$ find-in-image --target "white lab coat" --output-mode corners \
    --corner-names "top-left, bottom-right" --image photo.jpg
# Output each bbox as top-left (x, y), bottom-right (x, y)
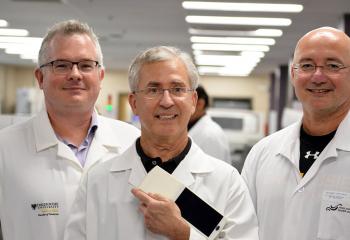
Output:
top-left (241, 110), bottom-right (350, 240)
top-left (0, 109), bottom-right (140, 240)
top-left (64, 142), bottom-right (259, 240)
top-left (189, 114), bottom-right (231, 164)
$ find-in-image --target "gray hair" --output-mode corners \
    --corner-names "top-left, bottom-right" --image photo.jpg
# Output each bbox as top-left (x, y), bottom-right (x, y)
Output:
top-left (38, 19), bottom-right (103, 66)
top-left (128, 46), bottom-right (199, 91)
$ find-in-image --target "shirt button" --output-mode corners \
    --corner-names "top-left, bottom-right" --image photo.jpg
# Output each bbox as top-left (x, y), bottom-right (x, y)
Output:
top-left (298, 187), bottom-right (305, 193)
top-left (152, 161), bottom-right (157, 165)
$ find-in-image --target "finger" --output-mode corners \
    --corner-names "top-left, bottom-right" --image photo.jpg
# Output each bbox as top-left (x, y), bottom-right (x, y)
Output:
top-left (148, 192), bottom-right (168, 201)
top-left (138, 202), bottom-right (147, 215)
top-left (131, 188), bottom-right (152, 204)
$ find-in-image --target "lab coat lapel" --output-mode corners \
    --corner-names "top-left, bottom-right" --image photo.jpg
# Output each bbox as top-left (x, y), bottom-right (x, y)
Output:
top-left (129, 157), bottom-right (148, 188)
top-left (277, 120), bottom-right (302, 168)
top-left (57, 142), bottom-right (78, 162)
top-left (33, 109), bottom-right (58, 152)
top-left (299, 111), bottom-right (350, 187)
top-left (32, 109), bottom-right (80, 166)
top-left (109, 143), bottom-right (147, 188)
top-left (173, 142), bottom-right (214, 187)
top-left (109, 142), bottom-right (215, 189)
top-left (84, 115), bottom-right (122, 170)
top-left (275, 121), bottom-right (304, 184)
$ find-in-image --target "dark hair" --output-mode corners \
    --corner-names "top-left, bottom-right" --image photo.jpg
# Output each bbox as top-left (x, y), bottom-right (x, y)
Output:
top-left (196, 85), bottom-right (209, 109)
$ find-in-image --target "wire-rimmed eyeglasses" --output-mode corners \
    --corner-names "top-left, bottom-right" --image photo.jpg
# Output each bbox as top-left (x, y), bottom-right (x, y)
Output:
top-left (133, 87), bottom-right (194, 99)
top-left (40, 60), bottom-right (100, 74)
top-left (293, 62), bottom-right (349, 75)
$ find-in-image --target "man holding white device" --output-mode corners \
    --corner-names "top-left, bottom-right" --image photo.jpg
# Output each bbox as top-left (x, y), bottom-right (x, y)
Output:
top-left (64, 46), bottom-right (258, 240)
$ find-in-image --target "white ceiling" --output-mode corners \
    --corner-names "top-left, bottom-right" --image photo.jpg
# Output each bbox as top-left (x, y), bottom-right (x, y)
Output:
top-left (0, 0), bottom-right (349, 76)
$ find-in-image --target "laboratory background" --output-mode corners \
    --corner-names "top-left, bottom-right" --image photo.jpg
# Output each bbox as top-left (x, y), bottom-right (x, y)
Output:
top-left (0, 0), bottom-right (349, 171)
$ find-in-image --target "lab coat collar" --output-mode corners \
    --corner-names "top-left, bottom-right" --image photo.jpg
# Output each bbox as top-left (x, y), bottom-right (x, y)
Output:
top-left (277, 110), bottom-right (350, 161)
top-left (110, 142), bottom-right (146, 187)
top-left (298, 110), bottom-right (350, 187)
top-left (276, 120), bottom-right (302, 165)
top-left (331, 110), bottom-right (350, 152)
top-left (32, 109), bottom-right (79, 164)
top-left (83, 115), bottom-right (122, 169)
top-left (91, 115), bottom-right (122, 153)
top-left (33, 108), bottom-right (121, 168)
top-left (172, 142), bottom-right (215, 187)
top-left (33, 109), bottom-right (59, 152)
top-left (109, 141), bottom-right (216, 188)
top-left (276, 110), bottom-right (350, 190)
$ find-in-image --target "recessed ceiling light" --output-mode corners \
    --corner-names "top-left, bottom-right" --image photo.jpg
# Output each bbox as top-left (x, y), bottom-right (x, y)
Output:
top-left (182, 1), bottom-right (303, 13)
top-left (192, 43), bottom-right (270, 52)
top-left (195, 55), bottom-right (261, 66)
top-left (189, 28), bottom-right (283, 37)
top-left (198, 66), bottom-right (254, 77)
top-left (240, 51), bottom-right (265, 58)
top-left (0, 19), bottom-right (8, 27)
top-left (186, 16), bottom-right (292, 26)
top-left (0, 36), bottom-right (42, 44)
top-left (0, 29), bottom-right (29, 36)
top-left (191, 36), bottom-right (275, 45)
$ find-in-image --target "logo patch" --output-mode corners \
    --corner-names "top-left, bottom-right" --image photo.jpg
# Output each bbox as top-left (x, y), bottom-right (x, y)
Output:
top-left (30, 202), bottom-right (59, 216)
top-left (326, 204), bottom-right (342, 211)
top-left (304, 151), bottom-right (320, 160)
top-left (325, 203), bottom-right (350, 214)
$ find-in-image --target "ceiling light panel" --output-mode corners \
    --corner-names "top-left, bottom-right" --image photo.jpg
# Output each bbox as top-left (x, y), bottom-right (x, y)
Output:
top-left (0, 36), bottom-right (42, 44)
top-left (182, 2), bottom-right (304, 76)
top-left (189, 28), bottom-right (283, 37)
top-left (186, 16), bottom-right (292, 26)
top-left (198, 66), bottom-right (254, 77)
top-left (0, 29), bottom-right (29, 36)
top-left (0, 20), bottom-right (8, 27)
top-left (192, 43), bottom-right (270, 52)
top-left (191, 36), bottom-right (275, 45)
top-left (182, 2), bottom-right (303, 13)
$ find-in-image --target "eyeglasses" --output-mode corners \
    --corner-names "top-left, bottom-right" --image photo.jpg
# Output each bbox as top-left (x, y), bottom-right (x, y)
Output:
top-left (293, 62), bottom-right (349, 75)
top-left (40, 60), bottom-right (100, 74)
top-left (133, 87), bottom-right (194, 99)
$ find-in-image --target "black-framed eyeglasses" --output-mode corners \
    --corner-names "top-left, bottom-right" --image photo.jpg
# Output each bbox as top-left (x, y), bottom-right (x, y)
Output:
top-left (293, 62), bottom-right (349, 75)
top-left (133, 87), bottom-right (194, 99)
top-left (40, 60), bottom-right (100, 74)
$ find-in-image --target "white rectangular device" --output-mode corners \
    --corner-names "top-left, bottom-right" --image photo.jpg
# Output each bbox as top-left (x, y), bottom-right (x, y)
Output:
top-left (139, 166), bottom-right (226, 240)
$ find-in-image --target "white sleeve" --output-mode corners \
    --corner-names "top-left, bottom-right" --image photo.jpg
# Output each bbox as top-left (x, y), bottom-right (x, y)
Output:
top-left (64, 174), bottom-right (88, 240)
top-left (221, 169), bottom-right (259, 240)
top-left (241, 145), bottom-right (259, 211)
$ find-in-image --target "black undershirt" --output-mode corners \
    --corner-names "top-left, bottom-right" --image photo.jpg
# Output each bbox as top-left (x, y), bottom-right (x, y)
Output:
top-left (299, 126), bottom-right (336, 177)
top-left (136, 137), bottom-right (192, 174)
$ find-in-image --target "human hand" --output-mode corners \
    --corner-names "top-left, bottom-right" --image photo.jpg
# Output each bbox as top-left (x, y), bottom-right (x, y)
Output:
top-left (131, 188), bottom-right (190, 240)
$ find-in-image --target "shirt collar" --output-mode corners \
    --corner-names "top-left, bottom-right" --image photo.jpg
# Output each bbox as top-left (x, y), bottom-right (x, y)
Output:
top-left (56, 111), bottom-right (98, 148)
top-left (136, 137), bottom-right (192, 174)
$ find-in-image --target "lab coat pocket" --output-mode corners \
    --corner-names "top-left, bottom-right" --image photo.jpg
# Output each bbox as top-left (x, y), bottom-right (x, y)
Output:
top-left (317, 191), bottom-right (350, 240)
top-left (114, 202), bottom-right (145, 239)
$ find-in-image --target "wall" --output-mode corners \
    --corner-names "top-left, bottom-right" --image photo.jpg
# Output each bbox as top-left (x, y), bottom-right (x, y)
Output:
top-left (0, 64), bottom-right (270, 122)
top-left (200, 75), bottom-right (269, 114)
top-left (0, 65), bottom-right (38, 113)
